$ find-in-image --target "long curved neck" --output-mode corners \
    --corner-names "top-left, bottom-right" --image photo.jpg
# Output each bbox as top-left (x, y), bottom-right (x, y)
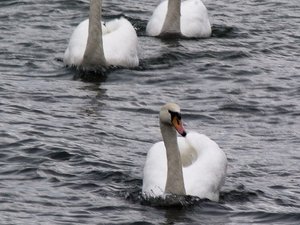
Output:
top-left (160, 121), bottom-right (186, 195)
top-left (161, 0), bottom-right (181, 36)
top-left (82, 0), bottom-right (107, 69)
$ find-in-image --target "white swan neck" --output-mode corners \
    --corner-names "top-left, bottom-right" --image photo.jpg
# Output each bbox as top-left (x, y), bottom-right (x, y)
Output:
top-left (160, 122), bottom-right (186, 195)
top-left (161, 0), bottom-right (181, 36)
top-left (82, 0), bottom-right (107, 69)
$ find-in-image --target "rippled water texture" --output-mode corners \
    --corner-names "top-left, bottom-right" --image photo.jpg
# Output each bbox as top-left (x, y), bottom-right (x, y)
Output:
top-left (0, 0), bottom-right (300, 224)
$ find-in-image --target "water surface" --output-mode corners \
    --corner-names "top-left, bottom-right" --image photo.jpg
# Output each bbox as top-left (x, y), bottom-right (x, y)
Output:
top-left (0, 0), bottom-right (300, 224)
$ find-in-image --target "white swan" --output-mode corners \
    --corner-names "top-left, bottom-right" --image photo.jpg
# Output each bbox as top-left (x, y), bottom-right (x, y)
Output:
top-left (64, 0), bottom-right (139, 69)
top-left (142, 103), bottom-right (227, 201)
top-left (146, 0), bottom-right (211, 38)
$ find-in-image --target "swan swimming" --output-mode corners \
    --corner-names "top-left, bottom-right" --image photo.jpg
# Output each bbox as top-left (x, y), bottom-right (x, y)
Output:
top-left (142, 103), bottom-right (227, 201)
top-left (146, 0), bottom-right (211, 38)
top-left (64, 0), bottom-right (139, 70)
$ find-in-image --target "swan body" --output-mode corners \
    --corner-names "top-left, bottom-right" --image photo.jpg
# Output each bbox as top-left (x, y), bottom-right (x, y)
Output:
top-left (142, 103), bottom-right (227, 201)
top-left (146, 0), bottom-right (211, 38)
top-left (64, 0), bottom-right (139, 69)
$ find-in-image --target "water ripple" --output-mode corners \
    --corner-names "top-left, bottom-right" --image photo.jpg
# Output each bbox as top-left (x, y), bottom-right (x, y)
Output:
top-left (0, 0), bottom-right (299, 224)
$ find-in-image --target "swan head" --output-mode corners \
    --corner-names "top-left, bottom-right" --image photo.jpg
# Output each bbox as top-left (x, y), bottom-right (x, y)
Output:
top-left (160, 103), bottom-right (187, 137)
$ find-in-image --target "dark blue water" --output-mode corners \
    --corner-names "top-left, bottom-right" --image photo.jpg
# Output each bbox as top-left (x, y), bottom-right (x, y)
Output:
top-left (1, 0), bottom-right (300, 224)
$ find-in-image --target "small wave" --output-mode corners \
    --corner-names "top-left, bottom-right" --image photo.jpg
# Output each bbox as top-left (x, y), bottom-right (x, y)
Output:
top-left (47, 150), bottom-right (73, 161)
top-left (220, 102), bottom-right (262, 114)
top-left (234, 211), bottom-right (300, 224)
top-left (220, 184), bottom-right (264, 203)
top-left (220, 189), bottom-right (263, 203)
top-left (212, 24), bottom-right (248, 39)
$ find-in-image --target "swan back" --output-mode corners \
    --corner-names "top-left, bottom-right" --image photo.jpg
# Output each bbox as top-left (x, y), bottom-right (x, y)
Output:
top-left (142, 142), bottom-right (168, 196)
top-left (64, 19), bottom-right (89, 66)
top-left (146, 0), bottom-right (168, 36)
top-left (180, 0), bottom-right (211, 37)
top-left (63, 18), bottom-right (138, 68)
top-left (103, 17), bottom-right (139, 67)
top-left (182, 132), bottom-right (227, 200)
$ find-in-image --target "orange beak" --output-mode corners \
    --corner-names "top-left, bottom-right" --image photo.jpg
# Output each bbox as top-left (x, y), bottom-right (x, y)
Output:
top-left (172, 116), bottom-right (187, 137)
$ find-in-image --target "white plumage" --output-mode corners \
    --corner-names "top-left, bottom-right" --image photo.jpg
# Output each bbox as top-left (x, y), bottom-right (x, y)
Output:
top-left (142, 103), bottom-right (227, 201)
top-left (64, 0), bottom-right (138, 68)
top-left (146, 0), bottom-right (211, 38)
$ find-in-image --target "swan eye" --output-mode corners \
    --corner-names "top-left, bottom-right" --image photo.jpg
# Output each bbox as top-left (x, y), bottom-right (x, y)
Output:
top-left (168, 110), bottom-right (182, 121)
top-left (169, 109), bottom-right (186, 136)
